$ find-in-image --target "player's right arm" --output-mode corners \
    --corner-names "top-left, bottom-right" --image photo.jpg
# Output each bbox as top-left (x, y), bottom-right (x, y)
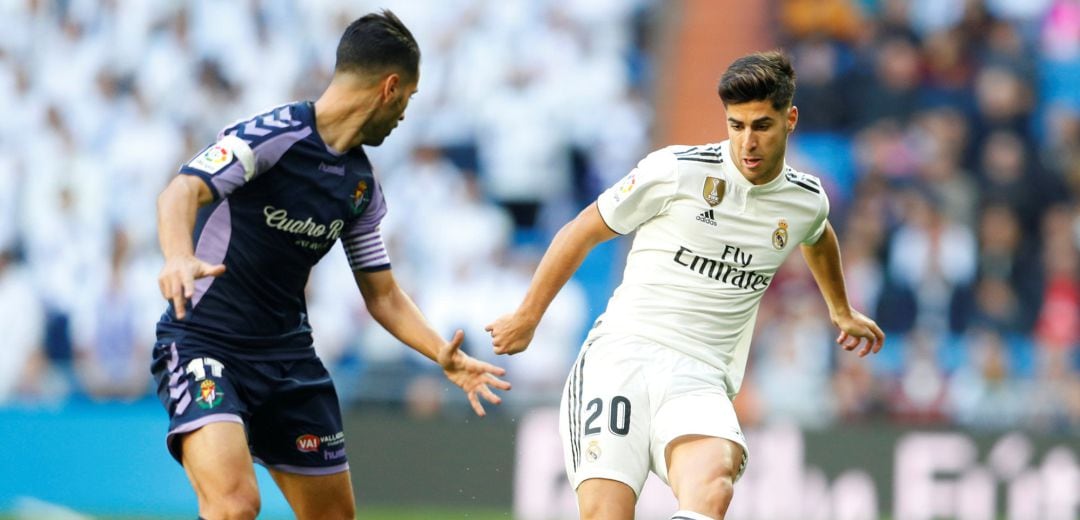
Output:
top-left (156, 109), bottom-right (284, 319)
top-left (487, 149), bottom-right (677, 355)
top-left (486, 203), bottom-right (618, 355)
top-left (156, 175), bottom-right (225, 320)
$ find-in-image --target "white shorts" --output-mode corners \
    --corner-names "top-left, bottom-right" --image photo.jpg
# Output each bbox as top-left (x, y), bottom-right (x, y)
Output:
top-left (559, 333), bottom-right (749, 496)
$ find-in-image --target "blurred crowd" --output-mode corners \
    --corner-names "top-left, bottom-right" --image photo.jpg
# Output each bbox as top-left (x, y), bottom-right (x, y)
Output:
top-left (0, 0), bottom-right (1078, 434)
top-left (743, 0), bottom-right (1080, 433)
top-left (0, 0), bottom-right (652, 410)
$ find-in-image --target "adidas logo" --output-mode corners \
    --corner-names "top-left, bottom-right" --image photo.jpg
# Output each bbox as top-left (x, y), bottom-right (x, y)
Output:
top-left (696, 209), bottom-right (717, 226)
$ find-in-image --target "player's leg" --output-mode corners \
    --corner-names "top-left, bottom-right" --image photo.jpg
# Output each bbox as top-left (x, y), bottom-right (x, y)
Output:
top-left (180, 422), bottom-right (262, 520)
top-left (665, 434), bottom-right (744, 519)
top-left (151, 342), bottom-right (260, 519)
top-left (577, 478), bottom-right (637, 520)
top-left (650, 353), bottom-right (748, 520)
top-left (267, 468), bottom-right (355, 520)
top-left (560, 335), bottom-right (654, 520)
top-left (247, 354), bottom-right (354, 519)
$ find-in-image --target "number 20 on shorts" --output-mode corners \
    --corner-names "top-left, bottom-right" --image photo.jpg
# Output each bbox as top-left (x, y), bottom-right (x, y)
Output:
top-left (584, 396), bottom-right (632, 436)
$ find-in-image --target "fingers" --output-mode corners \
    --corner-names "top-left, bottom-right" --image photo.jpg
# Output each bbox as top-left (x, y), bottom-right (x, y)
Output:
top-left (485, 374), bottom-right (511, 392)
top-left (869, 322), bottom-right (886, 354)
top-left (171, 294), bottom-right (187, 320)
top-left (838, 330), bottom-right (867, 356)
top-left (203, 263), bottom-right (227, 278)
top-left (467, 391), bottom-right (485, 417)
top-left (478, 385), bottom-right (502, 406)
top-left (437, 330), bottom-right (467, 369)
top-left (838, 321), bottom-right (887, 358)
top-left (169, 276), bottom-right (187, 320)
top-left (445, 330), bottom-right (466, 356)
top-left (494, 341), bottom-right (527, 356)
top-left (182, 273), bottom-right (195, 299)
top-left (475, 360), bottom-right (507, 377)
top-left (858, 331), bottom-right (874, 357)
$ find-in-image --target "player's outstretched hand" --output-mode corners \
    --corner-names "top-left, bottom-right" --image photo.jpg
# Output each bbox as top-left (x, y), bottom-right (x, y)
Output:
top-left (158, 255), bottom-right (226, 320)
top-left (438, 330), bottom-right (512, 417)
top-left (485, 313), bottom-right (537, 356)
top-left (833, 309), bottom-right (885, 358)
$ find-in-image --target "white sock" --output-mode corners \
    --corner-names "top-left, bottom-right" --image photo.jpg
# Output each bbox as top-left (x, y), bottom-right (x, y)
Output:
top-left (671, 511), bottom-right (716, 520)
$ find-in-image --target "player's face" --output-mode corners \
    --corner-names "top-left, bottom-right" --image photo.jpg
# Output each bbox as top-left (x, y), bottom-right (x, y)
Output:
top-left (363, 74), bottom-right (419, 146)
top-left (725, 100), bottom-right (797, 185)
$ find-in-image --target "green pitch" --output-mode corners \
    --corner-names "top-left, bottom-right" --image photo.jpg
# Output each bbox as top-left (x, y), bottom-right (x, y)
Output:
top-left (357, 507), bottom-right (512, 519)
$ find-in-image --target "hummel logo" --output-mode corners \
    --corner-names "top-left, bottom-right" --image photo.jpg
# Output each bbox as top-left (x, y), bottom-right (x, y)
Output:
top-left (696, 209), bottom-right (717, 226)
top-left (319, 162), bottom-right (345, 175)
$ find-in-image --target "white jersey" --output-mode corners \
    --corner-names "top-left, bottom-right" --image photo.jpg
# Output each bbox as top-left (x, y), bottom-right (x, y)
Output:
top-left (592, 140), bottom-right (829, 396)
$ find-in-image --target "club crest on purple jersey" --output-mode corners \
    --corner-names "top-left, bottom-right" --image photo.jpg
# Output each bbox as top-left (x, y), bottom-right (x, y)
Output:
top-left (351, 180), bottom-right (371, 216)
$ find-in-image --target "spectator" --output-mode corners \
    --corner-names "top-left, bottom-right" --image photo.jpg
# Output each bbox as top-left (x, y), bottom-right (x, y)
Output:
top-left (0, 251), bottom-right (46, 404)
top-left (72, 229), bottom-right (150, 401)
top-left (886, 187), bottom-right (977, 335)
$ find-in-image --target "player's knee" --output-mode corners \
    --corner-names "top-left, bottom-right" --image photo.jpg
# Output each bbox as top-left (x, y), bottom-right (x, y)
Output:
top-left (203, 487), bottom-right (260, 520)
top-left (322, 501), bottom-right (356, 520)
top-left (577, 479), bottom-right (635, 520)
top-left (579, 499), bottom-right (632, 520)
top-left (676, 470), bottom-right (736, 515)
top-left (296, 503), bottom-right (354, 520)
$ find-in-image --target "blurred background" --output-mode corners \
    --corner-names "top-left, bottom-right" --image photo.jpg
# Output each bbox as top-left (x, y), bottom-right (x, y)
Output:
top-left (0, 0), bottom-right (1078, 518)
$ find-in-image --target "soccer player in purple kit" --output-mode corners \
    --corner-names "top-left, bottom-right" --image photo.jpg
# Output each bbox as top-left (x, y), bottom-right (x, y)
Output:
top-left (150, 11), bottom-right (510, 520)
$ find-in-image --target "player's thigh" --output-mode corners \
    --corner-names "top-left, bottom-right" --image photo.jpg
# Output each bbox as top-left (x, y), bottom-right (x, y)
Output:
top-left (652, 390), bottom-right (749, 486)
top-left (269, 468), bottom-right (355, 520)
top-left (577, 478), bottom-right (637, 520)
top-left (559, 338), bottom-right (652, 496)
top-left (151, 341), bottom-right (251, 463)
top-left (180, 421), bottom-right (260, 506)
top-left (665, 434), bottom-right (745, 499)
top-left (246, 355), bottom-right (350, 474)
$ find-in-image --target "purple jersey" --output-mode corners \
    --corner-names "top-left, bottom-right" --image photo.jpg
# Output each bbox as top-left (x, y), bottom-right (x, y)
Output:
top-left (157, 101), bottom-right (388, 355)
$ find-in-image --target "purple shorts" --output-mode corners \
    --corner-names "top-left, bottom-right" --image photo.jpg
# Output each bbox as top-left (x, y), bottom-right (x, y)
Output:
top-left (150, 339), bottom-right (348, 476)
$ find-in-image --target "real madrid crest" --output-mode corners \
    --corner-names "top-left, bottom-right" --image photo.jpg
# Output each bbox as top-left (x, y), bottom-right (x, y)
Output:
top-left (772, 218), bottom-right (789, 250)
top-left (586, 440), bottom-right (602, 462)
top-left (702, 177), bottom-right (725, 207)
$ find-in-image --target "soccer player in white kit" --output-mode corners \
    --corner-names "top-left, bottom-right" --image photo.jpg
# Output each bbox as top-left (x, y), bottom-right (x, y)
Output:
top-left (486, 51), bottom-right (885, 520)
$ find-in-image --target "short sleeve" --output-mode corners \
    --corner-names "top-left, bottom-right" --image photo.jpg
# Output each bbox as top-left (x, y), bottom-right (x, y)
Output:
top-left (596, 150), bottom-right (679, 235)
top-left (178, 104), bottom-right (311, 200)
top-left (341, 181), bottom-right (390, 272)
top-left (802, 188), bottom-right (831, 245)
top-left (179, 135), bottom-right (256, 200)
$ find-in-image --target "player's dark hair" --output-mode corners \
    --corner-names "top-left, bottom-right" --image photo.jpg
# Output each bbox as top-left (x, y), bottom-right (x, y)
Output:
top-left (335, 10), bottom-right (420, 81)
top-left (718, 50), bottom-right (796, 110)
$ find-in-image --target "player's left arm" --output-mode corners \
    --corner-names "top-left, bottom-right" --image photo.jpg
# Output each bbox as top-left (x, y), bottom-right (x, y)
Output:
top-left (354, 268), bottom-right (511, 415)
top-left (800, 221), bottom-right (886, 357)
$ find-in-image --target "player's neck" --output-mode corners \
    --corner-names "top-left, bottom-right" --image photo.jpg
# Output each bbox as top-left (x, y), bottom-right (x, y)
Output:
top-left (313, 81), bottom-right (378, 153)
top-left (746, 166), bottom-right (783, 186)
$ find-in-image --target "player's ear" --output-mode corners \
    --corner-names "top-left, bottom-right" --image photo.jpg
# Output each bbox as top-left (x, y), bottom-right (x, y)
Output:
top-left (381, 73), bottom-right (401, 102)
top-left (787, 105), bottom-right (798, 133)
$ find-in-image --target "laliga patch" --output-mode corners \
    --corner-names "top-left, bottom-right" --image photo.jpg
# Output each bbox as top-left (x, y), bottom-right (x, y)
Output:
top-left (188, 143), bottom-right (234, 174)
top-left (612, 173), bottom-right (637, 202)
